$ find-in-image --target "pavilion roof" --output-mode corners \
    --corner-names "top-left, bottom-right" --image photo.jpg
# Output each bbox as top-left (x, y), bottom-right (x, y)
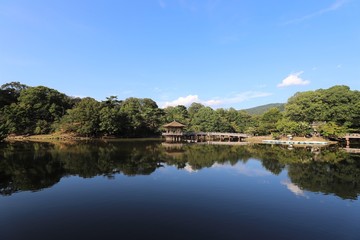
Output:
top-left (163, 121), bottom-right (186, 128)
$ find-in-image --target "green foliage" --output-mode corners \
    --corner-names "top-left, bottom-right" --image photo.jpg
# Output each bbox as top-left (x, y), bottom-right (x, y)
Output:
top-left (1, 85), bottom-right (73, 135)
top-left (99, 106), bottom-right (123, 135)
top-left (271, 132), bottom-right (281, 140)
top-left (285, 85), bottom-right (360, 130)
top-left (120, 98), bottom-right (164, 136)
top-left (255, 108), bottom-right (283, 135)
top-left (318, 122), bottom-right (348, 139)
top-left (188, 102), bottom-right (205, 117)
top-left (0, 122), bottom-right (8, 141)
top-left (276, 118), bottom-right (311, 136)
top-left (243, 103), bottom-right (285, 115)
top-left (99, 96), bottom-right (127, 136)
top-left (233, 110), bottom-right (254, 132)
top-left (61, 97), bottom-right (102, 136)
top-left (164, 105), bottom-right (189, 126)
top-left (175, 106), bottom-right (256, 133)
top-left (0, 82), bottom-right (357, 138)
top-left (190, 107), bottom-right (232, 132)
top-left (0, 82), bottom-right (28, 108)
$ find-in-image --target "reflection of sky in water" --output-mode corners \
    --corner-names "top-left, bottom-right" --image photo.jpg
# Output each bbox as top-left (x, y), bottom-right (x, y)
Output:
top-left (1, 145), bottom-right (360, 240)
top-left (184, 163), bottom-right (198, 173)
top-left (211, 160), bottom-right (271, 177)
top-left (281, 179), bottom-right (309, 198)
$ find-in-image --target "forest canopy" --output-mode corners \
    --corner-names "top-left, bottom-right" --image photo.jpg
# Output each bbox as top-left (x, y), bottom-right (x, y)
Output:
top-left (0, 82), bottom-right (359, 140)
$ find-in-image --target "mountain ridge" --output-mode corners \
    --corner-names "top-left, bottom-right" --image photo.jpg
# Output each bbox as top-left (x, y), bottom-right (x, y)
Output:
top-left (242, 103), bottom-right (285, 115)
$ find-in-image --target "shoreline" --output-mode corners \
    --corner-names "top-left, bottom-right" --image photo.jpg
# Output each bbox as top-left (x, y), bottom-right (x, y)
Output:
top-left (5, 133), bottom-right (335, 145)
top-left (4, 134), bottom-right (163, 143)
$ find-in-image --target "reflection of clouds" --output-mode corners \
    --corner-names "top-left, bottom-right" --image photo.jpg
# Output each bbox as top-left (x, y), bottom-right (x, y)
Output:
top-left (281, 180), bottom-right (309, 198)
top-left (184, 163), bottom-right (197, 173)
top-left (212, 162), bottom-right (271, 177)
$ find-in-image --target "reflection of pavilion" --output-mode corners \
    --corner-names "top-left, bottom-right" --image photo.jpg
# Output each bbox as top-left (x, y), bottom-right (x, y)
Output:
top-left (161, 142), bottom-right (185, 149)
top-left (161, 142), bottom-right (185, 158)
top-left (343, 148), bottom-right (360, 153)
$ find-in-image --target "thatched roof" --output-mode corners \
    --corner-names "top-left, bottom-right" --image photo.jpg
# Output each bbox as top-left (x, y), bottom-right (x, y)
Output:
top-left (163, 121), bottom-right (185, 128)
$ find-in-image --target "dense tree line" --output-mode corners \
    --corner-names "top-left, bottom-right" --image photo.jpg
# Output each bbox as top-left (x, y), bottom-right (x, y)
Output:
top-left (0, 83), bottom-right (164, 138)
top-left (1, 82), bottom-right (359, 140)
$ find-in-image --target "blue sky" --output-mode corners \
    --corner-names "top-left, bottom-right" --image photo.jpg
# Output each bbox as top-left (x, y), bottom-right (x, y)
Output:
top-left (1, 0), bottom-right (359, 109)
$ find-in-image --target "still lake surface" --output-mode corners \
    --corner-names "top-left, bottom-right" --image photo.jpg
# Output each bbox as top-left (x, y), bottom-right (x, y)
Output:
top-left (1, 140), bottom-right (359, 240)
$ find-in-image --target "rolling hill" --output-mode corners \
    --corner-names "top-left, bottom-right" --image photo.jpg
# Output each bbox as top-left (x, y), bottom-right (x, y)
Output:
top-left (242, 103), bottom-right (285, 115)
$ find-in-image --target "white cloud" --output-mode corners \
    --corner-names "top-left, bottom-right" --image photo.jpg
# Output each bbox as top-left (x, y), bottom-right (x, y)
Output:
top-left (203, 99), bottom-right (222, 106)
top-left (163, 95), bottom-right (200, 107)
top-left (277, 71), bottom-right (310, 88)
top-left (161, 91), bottom-right (272, 108)
top-left (284, 0), bottom-right (348, 25)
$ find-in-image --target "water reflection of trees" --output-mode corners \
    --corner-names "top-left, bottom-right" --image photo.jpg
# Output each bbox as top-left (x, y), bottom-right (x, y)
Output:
top-left (0, 141), bottom-right (359, 199)
top-left (0, 142), bottom-right (64, 195)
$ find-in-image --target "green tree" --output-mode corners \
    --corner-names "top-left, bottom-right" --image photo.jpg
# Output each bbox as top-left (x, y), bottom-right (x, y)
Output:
top-left (190, 107), bottom-right (232, 132)
top-left (0, 82), bottom-right (28, 109)
top-left (223, 108), bottom-right (254, 133)
top-left (99, 96), bottom-right (127, 136)
top-left (4, 86), bottom-right (73, 134)
top-left (164, 105), bottom-right (189, 126)
top-left (188, 102), bottom-right (205, 117)
top-left (61, 97), bottom-right (101, 136)
top-left (140, 98), bottom-right (164, 135)
top-left (276, 118), bottom-right (311, 136)
top-left (120, 97), bottom-right (164, 136)
top-left (318, 121), bottom-right (348, 139)
top-left (285, 85), bottom-right (360, 131)
top-left (256, 107), bottom-right (283, 135)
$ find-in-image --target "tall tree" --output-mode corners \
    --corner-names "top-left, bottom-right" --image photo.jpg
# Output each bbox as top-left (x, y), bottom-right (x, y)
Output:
top-left (256, 107), bottom-right (283, 135)
top-left (222, 108), bottom-right (254, 133)
top-left (99, 96), bottom-right (126, 136)
top-left (120, 97), bottom-right (164, 136)
top-left (285, 85), bottom-right (360, 131)
top-left (61, 97), bottom-right (101, 136)
top-left (164, 105), bottom-right (189, 125)
top-left (188, 102), bottom-right (205, 117)
top-left (0, 82), bottom-right (28, 109)
top-left (2, 86), bottom-right (72, 134)
top-left (191, 107), bottom-right (232, 132)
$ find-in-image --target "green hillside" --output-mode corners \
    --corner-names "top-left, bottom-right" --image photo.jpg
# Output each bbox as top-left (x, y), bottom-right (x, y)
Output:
top-left (242, 103), bottom-right (285, 115)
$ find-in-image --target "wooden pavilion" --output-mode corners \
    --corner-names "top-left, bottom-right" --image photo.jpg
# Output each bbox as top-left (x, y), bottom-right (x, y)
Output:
top-left (162, 121), bottom-right (186, 142)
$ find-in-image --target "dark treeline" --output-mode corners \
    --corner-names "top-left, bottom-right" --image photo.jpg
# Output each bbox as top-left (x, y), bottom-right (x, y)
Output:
top-left (1, 82), bottom-right (359, 140)
top-left (1, 141), bottom-right (359, 199)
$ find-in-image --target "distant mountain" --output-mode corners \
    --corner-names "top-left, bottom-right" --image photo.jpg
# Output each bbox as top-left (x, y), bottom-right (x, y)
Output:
top-left (242, 103), bottom-right (285, 115)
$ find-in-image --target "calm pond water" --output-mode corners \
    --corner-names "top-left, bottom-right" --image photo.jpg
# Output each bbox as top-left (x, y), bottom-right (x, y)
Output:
top-left (1, 140), bottom-right (360, 240)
